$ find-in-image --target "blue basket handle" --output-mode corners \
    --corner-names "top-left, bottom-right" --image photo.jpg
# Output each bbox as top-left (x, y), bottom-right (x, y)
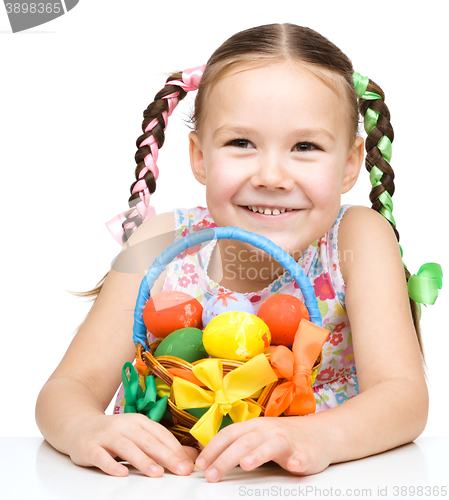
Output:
top-left (133, 226), bottom-right (322, 349)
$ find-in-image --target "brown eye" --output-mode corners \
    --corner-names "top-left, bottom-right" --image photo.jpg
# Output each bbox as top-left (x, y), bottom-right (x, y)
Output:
top-left (293, 142), bottom-right (320, 152)
top-left (228, 139), bottom-right (254, 148)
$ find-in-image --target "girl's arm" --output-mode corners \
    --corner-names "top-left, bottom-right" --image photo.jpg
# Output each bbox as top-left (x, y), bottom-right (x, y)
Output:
top-left (323, 206), bottom-right (428, 461)
top-left (195, 206), bottom-right (428, 481)
top-left (35, 212), bottom-right (196, 477)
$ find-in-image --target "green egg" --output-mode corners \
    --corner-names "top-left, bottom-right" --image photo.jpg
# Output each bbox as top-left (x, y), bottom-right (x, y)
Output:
top-left (154, 327), bottom-right (208, 363)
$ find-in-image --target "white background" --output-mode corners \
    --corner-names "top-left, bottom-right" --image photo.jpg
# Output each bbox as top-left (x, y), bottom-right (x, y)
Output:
top-left (0, 1), bottom-right (447, 438)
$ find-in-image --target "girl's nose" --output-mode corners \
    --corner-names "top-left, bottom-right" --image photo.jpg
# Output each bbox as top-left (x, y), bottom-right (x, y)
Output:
top-left (250, 155), bottom-right (294, 191)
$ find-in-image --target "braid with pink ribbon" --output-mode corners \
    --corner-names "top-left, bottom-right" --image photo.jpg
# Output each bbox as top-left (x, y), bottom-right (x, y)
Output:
top-left (106, 64), bottom-right (206, 246)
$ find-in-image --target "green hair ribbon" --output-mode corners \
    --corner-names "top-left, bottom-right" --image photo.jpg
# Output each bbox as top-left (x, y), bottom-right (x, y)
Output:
top-left (353, 71), bottom-right (382, 101)
top-left (408, 263), bottom-right (443, 318)
top-left (122, 362), bottom-right (168, 421)
top-left (353, 72), bottom-right (397, 235)
top-left (353, 71), bottom-right (443, 312)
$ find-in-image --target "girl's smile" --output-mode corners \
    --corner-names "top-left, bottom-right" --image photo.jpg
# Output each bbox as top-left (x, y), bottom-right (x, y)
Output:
top-left (239, 205), bottom-right (302, 219)
top-left (189, 60), bottom-right (363, 285)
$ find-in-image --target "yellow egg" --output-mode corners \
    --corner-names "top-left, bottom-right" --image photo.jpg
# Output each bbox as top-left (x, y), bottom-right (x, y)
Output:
top-left (202, 311), bottom-right (271, 361)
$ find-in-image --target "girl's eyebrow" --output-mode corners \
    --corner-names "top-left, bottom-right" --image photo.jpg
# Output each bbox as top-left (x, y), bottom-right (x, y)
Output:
top-left (212, 125), bottom-right (257, 140)
top-left (213, 125), bottom-right (336, 144)
top-left (293, 128), bottom-right (336, 144)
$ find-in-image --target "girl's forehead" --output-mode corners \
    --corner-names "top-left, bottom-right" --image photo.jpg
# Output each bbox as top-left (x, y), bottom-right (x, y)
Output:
top-left (213, 61), bottom-right (333, 98)
top-left (201, 61), bottom-right (349, 140)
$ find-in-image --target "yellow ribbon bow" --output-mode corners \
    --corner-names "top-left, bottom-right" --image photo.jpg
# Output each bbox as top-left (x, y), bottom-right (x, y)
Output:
top-left (172, 354), bottom-right (278, 446)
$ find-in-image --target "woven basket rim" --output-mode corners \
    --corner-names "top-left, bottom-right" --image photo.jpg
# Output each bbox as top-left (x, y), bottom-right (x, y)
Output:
top-left (134, 337), bottom-right (322, 448)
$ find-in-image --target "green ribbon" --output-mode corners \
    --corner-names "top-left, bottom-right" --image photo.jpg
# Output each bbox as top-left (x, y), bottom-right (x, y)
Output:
top-left (408, 263), bottom-right (443, 306)
top-left (377, 135), bottom-right (392, 163)
top-left (364, 108), bottom-right (380, 134)
top-left (122, 362), bottom-right (168, 421)
top-left (354, 71), bottom-right (444, 311)
top-left (354, 71), bottom-right (396, 228)
top-left (353, 71), bottom-right (382, 100)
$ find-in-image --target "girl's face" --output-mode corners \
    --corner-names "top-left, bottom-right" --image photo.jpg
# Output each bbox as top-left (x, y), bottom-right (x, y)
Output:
top-left (189, 61), bottom-right (364, 258)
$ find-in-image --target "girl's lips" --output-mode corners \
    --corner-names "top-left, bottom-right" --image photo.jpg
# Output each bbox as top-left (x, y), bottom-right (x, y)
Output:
top-left (239, 205), bottom-right (300, 219)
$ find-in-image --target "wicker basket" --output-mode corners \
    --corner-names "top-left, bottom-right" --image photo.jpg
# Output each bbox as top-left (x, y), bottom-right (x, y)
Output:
top-left (130, 226), bottom-right (324, 448)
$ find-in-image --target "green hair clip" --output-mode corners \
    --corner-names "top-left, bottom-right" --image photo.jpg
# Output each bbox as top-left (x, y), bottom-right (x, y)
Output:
top-left (353, 71), bottom-right (443, 315)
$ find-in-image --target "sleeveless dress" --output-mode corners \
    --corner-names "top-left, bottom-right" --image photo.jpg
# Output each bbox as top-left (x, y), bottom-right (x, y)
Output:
top-left (114, 204), bottom-right (359, 414)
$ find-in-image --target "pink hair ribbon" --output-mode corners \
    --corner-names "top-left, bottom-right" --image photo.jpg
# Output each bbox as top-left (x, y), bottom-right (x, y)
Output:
top-left (105, 64), bottom-right (206, 245)
top-left (165, 64), bottom-right (206, 92)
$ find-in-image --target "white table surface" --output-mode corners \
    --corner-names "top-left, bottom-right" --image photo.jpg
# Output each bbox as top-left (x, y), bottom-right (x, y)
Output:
top-left (1, 437), bottom-right (447, 500)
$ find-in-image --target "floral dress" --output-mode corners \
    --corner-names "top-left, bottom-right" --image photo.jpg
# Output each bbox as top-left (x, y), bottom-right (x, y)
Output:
top-left (114, 205), bottom-right (358, 414)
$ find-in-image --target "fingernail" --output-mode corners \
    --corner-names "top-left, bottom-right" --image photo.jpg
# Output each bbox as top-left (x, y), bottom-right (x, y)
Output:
top-left (244, 456), bottom-right (254, 466)
top-left (115, 465), bottom-right (128, 476)
top-left (196, 457), bottom-right (206, 469)
top-left (177, 462), bottom-right (188, 474)
top-left (149, 464), bottom-right (162, 475)
top-left (288, 459), bottom-right (301, 470)
top-left (206, 467), bottom-right (219, 482)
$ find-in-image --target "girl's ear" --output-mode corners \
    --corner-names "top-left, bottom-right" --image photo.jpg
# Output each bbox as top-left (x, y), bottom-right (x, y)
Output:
top-left (189, 131), bottom-right (207, 185)
top-left (341, 136), bottom-right (364, 194)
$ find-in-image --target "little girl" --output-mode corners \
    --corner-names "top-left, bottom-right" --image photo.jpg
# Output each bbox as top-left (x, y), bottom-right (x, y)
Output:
top-left (35, 23), bottom-right (441, 482)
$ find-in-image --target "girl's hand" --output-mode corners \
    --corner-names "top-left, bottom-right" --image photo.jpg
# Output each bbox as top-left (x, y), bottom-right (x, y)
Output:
top-left (195, 416), bottom-right (333, 482)
top-left (66, 413), bottom-right (196, 477)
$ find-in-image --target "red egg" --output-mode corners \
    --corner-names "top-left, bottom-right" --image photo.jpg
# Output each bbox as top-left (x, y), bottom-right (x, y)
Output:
top-left (257, 294), bottom-right (310, 346)
top-left (143, 291), bottom-right (203, 339)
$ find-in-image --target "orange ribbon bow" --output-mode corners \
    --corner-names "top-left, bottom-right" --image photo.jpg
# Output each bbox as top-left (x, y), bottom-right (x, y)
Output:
top-left (265, 319), bottom-right (330, 417)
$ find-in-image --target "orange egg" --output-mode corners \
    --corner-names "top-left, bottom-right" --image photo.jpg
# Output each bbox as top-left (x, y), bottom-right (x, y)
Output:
top-left (143, 291), bottom-right (203, 339)
top-left (257, 294), bottom-right (309, 346)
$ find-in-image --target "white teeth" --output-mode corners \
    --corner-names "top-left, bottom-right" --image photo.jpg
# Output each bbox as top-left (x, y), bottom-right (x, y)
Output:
top-left (247, 206), bottom-right (292, 215)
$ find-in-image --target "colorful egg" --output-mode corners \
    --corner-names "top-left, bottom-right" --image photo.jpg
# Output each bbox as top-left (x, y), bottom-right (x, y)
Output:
top-left (257, 294), bottom-right (310, 346)
top-left (203, 311), bottom-right (271, 361)
top-left (202, 291), bottom-right (256, 327)
top-left (154, 328), bottom-right (208, 363)
top-left (143, 291), bottom-right (203, 339)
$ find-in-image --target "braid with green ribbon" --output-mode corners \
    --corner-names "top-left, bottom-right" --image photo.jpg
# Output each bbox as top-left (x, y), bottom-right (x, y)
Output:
top-left (353, 72), bottom-right (443, 319)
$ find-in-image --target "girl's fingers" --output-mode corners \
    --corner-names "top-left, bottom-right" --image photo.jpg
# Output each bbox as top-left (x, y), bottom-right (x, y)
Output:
top-left (104, 435), bottom-right (165, 477)
top-left (196, 420), bottom-right (258, 471)
top-left (183, 445), bottom-right (200, 462)
top-left (286, 451), bottom-right (313, 475)
top-left (139, 438), bottom-right (194, 476)
top-left (200, 429), bottom-right (267, 482)
top-left (239, 438), bottom-right (284, 471)
top-left (137, 416), bottom-right (195, 464)
top-left (74, 445), bottom-right (129, 477)
top-left (122, 420), bottom-right (194, 476)
top-left (238, 441), bottom-right (312, 476)
top-left (68, 414), bottom-right (196, 477)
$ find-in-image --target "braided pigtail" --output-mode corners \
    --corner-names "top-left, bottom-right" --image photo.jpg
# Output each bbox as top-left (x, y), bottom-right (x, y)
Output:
top-left (123, 74), bottom-right (187, 243)
top-left (354, 73), bottom-right (443, 360)
top-left (106, 65), bottom-right (206, 245)
top-left (353, 74), bottom-right (398, 240)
